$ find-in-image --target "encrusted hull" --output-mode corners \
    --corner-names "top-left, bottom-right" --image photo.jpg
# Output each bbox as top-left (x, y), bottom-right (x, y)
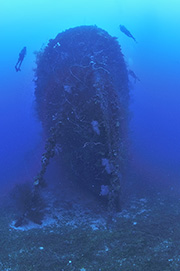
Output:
top-left (35, 26), bottom-right (129, 210)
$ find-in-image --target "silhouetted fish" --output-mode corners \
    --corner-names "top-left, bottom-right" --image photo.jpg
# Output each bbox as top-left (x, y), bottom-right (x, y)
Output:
top-left (119, 25), bottom-right (137, 43)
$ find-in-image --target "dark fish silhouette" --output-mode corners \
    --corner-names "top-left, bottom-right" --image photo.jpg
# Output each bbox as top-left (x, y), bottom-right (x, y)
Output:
top-left (128, 69), bottom-right (140, 83)
top-left (119, 25), bottom-right (137, 43)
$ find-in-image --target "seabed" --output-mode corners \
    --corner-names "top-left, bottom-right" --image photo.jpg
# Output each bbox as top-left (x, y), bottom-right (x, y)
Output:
top-left (1, 190), bottom-right (180, 271)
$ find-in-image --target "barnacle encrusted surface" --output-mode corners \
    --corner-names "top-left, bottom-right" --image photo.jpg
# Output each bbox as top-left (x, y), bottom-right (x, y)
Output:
top-left (34, 25), bottom-right (129, 210)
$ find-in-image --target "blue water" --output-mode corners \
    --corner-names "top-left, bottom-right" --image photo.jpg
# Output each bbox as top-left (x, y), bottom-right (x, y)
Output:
top-left (1, 0), bottom-right (180, 195)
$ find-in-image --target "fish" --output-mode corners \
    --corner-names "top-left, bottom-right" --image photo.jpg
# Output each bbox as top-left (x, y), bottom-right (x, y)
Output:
top-left (119, 25), bottom-right (137, 43)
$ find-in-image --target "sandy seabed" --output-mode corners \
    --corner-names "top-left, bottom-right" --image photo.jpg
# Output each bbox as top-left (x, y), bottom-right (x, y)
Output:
top-left (1, 189), bottom-right (180, 271)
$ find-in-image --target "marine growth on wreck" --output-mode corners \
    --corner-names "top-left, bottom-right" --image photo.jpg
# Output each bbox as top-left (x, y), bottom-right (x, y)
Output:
top-left (34, 25), bottom-right (130, 213)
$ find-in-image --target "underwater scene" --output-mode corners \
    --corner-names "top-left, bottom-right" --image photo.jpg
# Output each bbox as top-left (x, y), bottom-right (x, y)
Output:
top-left (1, 0), bottom-right (180, 270)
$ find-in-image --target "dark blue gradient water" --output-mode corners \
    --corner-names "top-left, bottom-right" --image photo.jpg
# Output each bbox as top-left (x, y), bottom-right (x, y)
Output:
top-left (0, 0), bottom-right (180, 195)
